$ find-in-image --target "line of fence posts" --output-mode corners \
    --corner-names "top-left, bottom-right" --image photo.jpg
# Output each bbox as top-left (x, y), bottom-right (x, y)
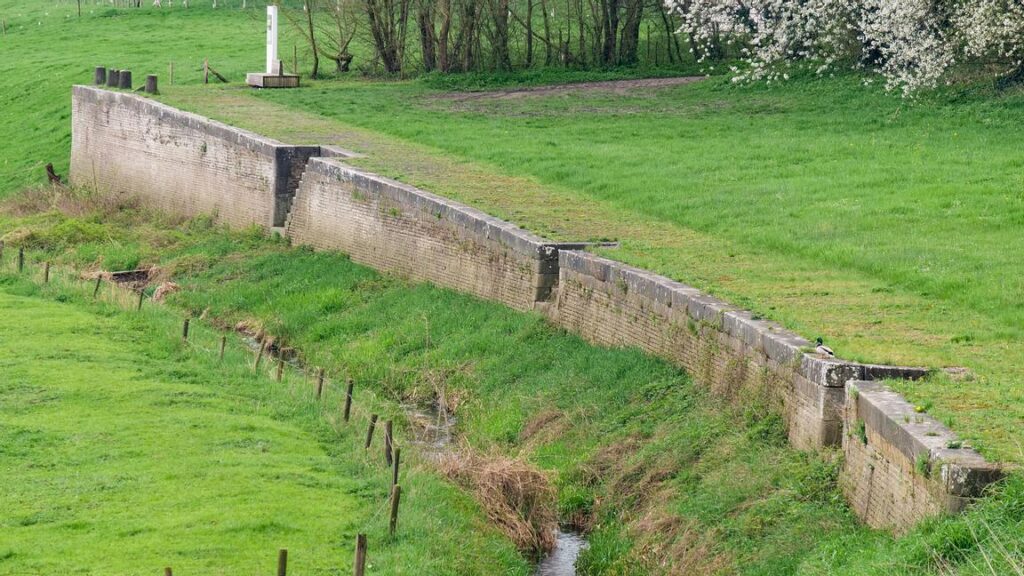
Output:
top-left (0, 257), bottom-right (400, 571)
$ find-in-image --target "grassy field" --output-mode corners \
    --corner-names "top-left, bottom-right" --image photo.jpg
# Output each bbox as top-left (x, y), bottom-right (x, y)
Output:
top-left (2, 187), bottom-right (1023, 575)
top-left (165, 77), bottom-right (1024, 464)
top-left (0, 268), bottom-right (528, 574)
top-left (3, 1), bottom-right (1024, 574)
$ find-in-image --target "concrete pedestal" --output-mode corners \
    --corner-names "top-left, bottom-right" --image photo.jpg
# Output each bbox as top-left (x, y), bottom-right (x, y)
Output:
top-left (246, 73), bottom-right (300, 89)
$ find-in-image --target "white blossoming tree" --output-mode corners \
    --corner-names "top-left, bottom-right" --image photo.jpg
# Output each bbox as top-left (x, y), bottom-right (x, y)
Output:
top-left (667, 0), bottom-right (1024, 94)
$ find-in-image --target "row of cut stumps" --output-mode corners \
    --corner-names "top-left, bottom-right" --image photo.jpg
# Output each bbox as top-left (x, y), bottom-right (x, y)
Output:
top-left (1, 249), bottom-right (401, 576)
top-left (94, 65), bottom-right (158, 94)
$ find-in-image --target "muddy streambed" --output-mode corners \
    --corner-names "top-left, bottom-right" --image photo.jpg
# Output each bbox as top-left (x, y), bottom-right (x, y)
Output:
top-left (241, 335), bottom-right (589, 575)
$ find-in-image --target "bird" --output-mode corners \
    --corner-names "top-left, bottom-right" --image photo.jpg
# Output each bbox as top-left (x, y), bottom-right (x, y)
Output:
top-left (815, 337), bottom-right (834, 357)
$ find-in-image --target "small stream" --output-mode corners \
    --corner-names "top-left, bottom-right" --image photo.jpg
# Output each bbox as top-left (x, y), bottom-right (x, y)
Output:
top-left (241, 335), bottom-right (588, 575)
top-left (535, 529), bottom-right (589, 576)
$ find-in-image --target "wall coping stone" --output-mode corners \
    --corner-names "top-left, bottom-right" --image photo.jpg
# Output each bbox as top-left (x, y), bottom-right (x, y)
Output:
top-left (559, 249), bottom-right (929, 388)
top-left (73, 85), bottom-right (308, 159)
top-left (305, 157), bottom-right (593, 261)
top-left (849, 381), bottom-right (1002, 497)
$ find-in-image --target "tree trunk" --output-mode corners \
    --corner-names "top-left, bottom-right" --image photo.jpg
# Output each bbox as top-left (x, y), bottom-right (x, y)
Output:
top-left (418, 1), bottom-right (437, 71)
top-left (438, 0), bottom-right (451, 71)
top-left (601, 0), bottom-right (620, 65)
top-left (525, 0), bottom-right (534, 67)
top-left (617, 0), bottom-right (642, 65)
top-left (490, 0), bottom-right (512, 71)
top-left (305, 1), bottom-right (320, 77)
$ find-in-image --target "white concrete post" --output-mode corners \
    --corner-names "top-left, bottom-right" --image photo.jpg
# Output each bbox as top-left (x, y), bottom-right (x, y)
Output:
top-left (266, 6), bottom-right (279, 74)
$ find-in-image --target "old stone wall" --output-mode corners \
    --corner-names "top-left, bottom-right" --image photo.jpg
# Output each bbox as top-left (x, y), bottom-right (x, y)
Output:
top-left (69, 85), bottom-right (318, 229)
top-left (842, 381), bottom-right (1002, 532)
top-left (68, 86), bottom-right (1002, 533)
top-left (549, 250), bottom-right (926, 451)
top-left (285, 158), bottom-right (587, 311)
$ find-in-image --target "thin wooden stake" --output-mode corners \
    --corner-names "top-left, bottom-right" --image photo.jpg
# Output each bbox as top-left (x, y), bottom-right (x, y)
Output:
top-left (169, 61), bottom-right (174, 85)
top-left (93, 276), bottom-right (102, 298)
top-left (275, 356), bottom-right (285, 382)
top-left (136, 290), bottom-right (145, 311)
top-left (354, 534), bottom-right (367, 576)
top-left (182, 318), bottom-right (190, 342)
top-left (203, 59), bottom-right (209, 84)
top-left (2, 19), bottom-right (6, 38)
top-left (316, 367), bottom-right (325, 399)
top-left (392, 447), bottom-right (400, 490)
top-left (17, 248), bottom-right (24, 272)
top-left (384, 420), bottom-right (393, 466)
top-left (164, 568), bottom-right (172, 576)
top-left (293, 44), bottom-right (297, 75)
top-left (389, 484), bottom-right (402, 536)
top-left (43, 262), bottom-right (50, 283)
top-left (365, 414), bottom-right (378, 449)
top-left (219, 335), bottom-right (227, 361)
top-left (0, 240), bottom-right (4, 265)
top-left (343, 378), bottom-right (354, 422)
top-left (254, 339), bottom-right (267, 372)
top-left (277, 548), bottom-right (287, 576)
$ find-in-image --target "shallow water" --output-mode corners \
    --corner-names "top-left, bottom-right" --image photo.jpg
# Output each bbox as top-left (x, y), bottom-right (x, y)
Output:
top-left (534, 529), bottom-right (589, 576)
top-left (237, 336), bottom-right (589, 574)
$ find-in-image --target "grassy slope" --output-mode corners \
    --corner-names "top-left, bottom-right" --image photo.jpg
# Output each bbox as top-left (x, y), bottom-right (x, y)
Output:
top-left (166, 76), bottom-right (1024, 463)
top-left (0, 270), bottom-right (527, 575)
top-left (2, 196), bottom-right (1023, 575)
top-left (5, 3), bottom-right (1020, 461)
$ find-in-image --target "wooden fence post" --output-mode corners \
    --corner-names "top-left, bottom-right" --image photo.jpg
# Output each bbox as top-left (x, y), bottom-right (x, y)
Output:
top-left (344, 378), bottom-right (354, 422)
top-left (389, 484), bottom-right (402, 536)
top-left (95, 66), bottom-right (107, 85)
top-left (203, 59), bottom-right (209, 84)
top-left (163, 568), bottom-right (172, 576)
top-left (182, 318), bottom-right (190, 342)
top-left (354, 534), bottom-right (367, 576)
top-left (118, 70), bottom-right (132, 90)
top-left (254, 339), bottom-right (267, 372)
top-left (316, 368), bottom-right (325, 399)
top-left (145, 74), bottom-right (158, 94)
top-left (219, 335), bottom-right (227, 361)
top-left (93, 276), bottom-right (102, 299)
top-left (365, 414), bottom-right (378, 449)
top-left (384, 420), bottom-right (393, 466)
top-left (276, 356), bottom-right (285, 382)
top-left (136, 290), bottom-right (145, 311)
top-left (392, 447), bottom-right (400, 490)
top-left (43, 262), bottom-right (50, 283)
top-left (17, 247), bottom-right (24, 272)
top-left (0, 240), bottom-right (4, 265)
top-left (277, 548), bottom-right (287, 576)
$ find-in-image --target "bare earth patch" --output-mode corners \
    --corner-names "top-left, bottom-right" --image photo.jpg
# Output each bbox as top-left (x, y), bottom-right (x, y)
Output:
top-left (430, 76), bottom-right (704, 102)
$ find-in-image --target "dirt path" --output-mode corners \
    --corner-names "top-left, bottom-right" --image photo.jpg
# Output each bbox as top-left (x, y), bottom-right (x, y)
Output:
top-left (432, 76), bottom-right (704, 102)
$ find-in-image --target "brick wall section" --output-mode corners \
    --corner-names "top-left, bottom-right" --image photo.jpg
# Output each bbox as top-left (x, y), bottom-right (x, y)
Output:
top-left (285, 158), bottom-right (588, 311)
top-left (842, 381), bottom-right (1003, 532)
top-left (550, 250), bottom-right (908, 450)
top-left (68, 88), bottom-right (1003, 533)
top-left (69, 86), bottom-right (318, 229)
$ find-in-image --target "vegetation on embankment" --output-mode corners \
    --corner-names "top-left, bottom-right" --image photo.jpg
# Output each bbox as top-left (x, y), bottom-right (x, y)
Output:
top-left (3, 187), bottom-right (1023, 575)
top-left (4, 1), bottom-right (1022, 465)
top-left (0, 260), bottom-right (528, 574)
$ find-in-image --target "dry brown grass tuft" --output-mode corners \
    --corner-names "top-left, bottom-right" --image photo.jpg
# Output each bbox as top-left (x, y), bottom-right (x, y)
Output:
top-left (1, 185), bottom-right (139, 219)
top-left (437, 449), bottom-right (558, 557)
top-left (519, 409), bottom-right (565, 446)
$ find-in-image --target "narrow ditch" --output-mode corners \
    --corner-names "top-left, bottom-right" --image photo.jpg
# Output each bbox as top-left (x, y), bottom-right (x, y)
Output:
top-left (239, 332), bottom-right (589, 575)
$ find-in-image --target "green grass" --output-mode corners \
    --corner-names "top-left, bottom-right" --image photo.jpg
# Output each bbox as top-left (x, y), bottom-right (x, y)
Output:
top-left (163, 74), bottom-right (1024, 464)
top-left (0, 269), bottom-right (528, 574)
top-left (3, 2), bottom-right (1024, 573)
top-left (3, 193), bottom-right (1023, 575)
